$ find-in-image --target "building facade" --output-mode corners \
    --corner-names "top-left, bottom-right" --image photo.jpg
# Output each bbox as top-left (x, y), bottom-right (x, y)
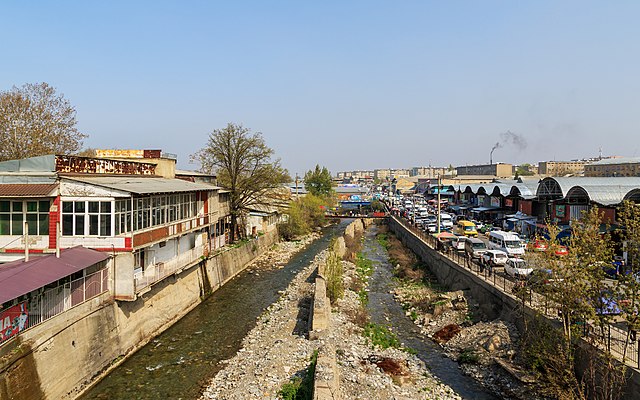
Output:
top-left (410, 166), bottom-right (447, 178)
top-left (456, 163), bottom-right (513, 178)
top-left (585, 157), bottom-right (640, 177)
top-left (538, 160), bottom-right (586, 176)
top-left (0, 152), bottom-right (231, 302)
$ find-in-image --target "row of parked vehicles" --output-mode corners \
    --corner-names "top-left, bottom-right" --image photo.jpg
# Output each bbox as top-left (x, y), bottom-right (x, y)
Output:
top-left (392, 195), bottom-right (561, 280)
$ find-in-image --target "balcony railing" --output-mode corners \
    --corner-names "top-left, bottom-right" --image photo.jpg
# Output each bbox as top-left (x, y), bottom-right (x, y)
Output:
top-left (134, 245), bottom-right (205, 293)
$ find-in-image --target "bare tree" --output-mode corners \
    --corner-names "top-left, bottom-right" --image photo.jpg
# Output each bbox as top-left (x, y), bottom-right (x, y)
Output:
top-left (192, 123), bottom-right (290, 241)
top-left (0, 82), bottom-right (87, 161)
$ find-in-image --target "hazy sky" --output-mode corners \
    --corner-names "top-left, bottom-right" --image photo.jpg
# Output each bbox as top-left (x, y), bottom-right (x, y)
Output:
top-left (2, 1), bottom-right (639, 176)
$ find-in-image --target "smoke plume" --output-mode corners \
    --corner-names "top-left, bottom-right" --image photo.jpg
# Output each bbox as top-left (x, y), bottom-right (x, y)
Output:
top-left (489, 130), bottom-right (527, 163)
top-left (500, 130), bottom-right (527, 150)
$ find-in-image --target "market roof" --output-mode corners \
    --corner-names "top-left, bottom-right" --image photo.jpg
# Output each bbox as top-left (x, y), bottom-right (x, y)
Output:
top-left (62, 176), bottom-right (220, 194)
top-left (0, 183), bottom-right (58, 198)
top-left (0, 246), bottom-right (109, 304)
top-left (538, 177), bottom-right (640, 205)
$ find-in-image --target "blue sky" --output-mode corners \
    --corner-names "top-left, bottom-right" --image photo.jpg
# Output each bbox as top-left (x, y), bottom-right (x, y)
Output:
top-left (2, 1), bottom-right (639, 176)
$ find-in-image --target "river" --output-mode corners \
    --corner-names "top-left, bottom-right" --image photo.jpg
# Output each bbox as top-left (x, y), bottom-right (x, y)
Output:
top-left (80, 221), bottom-right (346, 400)
top-left (363, 224), bottom-right (500, 400)
top-left (82, 219), bottom-right (499, 399)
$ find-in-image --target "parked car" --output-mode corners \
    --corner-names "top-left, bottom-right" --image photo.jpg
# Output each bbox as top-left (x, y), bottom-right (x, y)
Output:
top-left (528, 268), bottom-right (559, 286)
top-left (555, 245), bottom-right (569, 257)
top-left (471, 220), bottom-right (484, 231)
top-left (440, 213), bottom-right (454, 229)
top-left (426, 223), bottom-right (448, 233)
top-left (450, 235), bottom-right (467, 251)
top-left (481, 250), bottom-right (509, 267)
top-left (529, 239), bottom-right (548, 252)
top-left (504, 258), bottom-right (533, 278)
top-left (465, 237), bottom-right (487, 259)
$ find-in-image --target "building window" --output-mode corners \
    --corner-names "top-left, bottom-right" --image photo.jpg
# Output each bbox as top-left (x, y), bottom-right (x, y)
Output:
top-left (0, 200), bottom-right (50, 236)
top-left (131, 193), bottom-right (199, 232)
top-left (62, 200), bottom-right (113, 236)
top-left (115, 199), bottom-right (132, 235)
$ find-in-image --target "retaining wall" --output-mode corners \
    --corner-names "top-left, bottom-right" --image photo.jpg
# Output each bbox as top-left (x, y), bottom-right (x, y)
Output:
top-left (388, 216), bottom-right (640, 400)
top-left (0, 230), bottom-right (278, 400)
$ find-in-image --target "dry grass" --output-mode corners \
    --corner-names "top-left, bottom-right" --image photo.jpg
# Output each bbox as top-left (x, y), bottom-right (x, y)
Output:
top-left (345, 305), bottom-right (370, 327)
top-left (383, 232), bottom-right (426, 282)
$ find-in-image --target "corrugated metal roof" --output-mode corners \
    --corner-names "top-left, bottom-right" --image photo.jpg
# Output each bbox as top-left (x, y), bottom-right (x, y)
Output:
top-left (63, 176), bottom-right (220, 194)
top-left (0, 183), bottom-right (58, 197)
top-left (175, 169), bottom-right (216, 178)
top-left (544, 177), bottom-right (640, 205)
top-left (0, 155), bottom-right (56, 172)
top-left (588, 157), bottom-right (640, 166)
top-left (0, 247), bottom-right (109, 304)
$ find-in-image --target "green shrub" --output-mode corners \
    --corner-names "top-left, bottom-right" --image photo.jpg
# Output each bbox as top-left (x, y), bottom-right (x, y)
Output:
top-left (376, 233), bottom-right (391, 250)
top-left (363, 323), bottom-right (400, 349)
top-left (278, 350), bottom-right (318, 400)
top-left (357, 288), bottom-right (369, 306)
top-left (325, 252), bottom-right (344, 304)
top-left (458, 348), bottom-right (480, 364)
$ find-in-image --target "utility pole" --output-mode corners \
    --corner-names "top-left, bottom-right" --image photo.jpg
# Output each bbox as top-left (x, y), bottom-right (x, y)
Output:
top-left (437, 174), bottom-right (441, 235)
top-left (295, 174), bottom-right (299, 200)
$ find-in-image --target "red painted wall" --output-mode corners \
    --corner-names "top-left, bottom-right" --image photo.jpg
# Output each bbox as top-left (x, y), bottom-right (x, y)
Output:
top-left (48, 196), bottom-right (61, 249)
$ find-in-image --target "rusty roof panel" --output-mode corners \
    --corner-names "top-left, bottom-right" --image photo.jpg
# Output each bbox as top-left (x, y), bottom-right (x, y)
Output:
top-left (55, 156), bottom-right (156, 175)
top-left (0, 183), bottom-right (58, 197)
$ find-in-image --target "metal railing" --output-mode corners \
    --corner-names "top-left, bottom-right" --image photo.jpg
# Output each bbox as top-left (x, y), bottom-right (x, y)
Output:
top-left (392, 215), bottom-right (640, 369)
top-left (134, 245), bottom-right (205, 293)
top-left (23, 267), bottom-right (109, 331)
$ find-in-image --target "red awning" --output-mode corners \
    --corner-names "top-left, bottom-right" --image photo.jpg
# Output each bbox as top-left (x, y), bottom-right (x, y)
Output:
top-left (0, 247), bottom-right (109, 304)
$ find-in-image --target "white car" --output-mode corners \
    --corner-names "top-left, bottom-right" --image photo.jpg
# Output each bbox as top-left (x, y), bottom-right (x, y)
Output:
top-left (481, 250), bottom-right (509, 267)
top-left (505, 258), bottom-right (533, 278)
top-left (450, 236), bottom-right (467, 251)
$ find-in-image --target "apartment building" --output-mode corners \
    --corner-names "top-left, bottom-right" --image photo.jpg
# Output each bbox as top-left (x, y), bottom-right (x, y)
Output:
top-left (585, 157), bottom-right (640, 177)
top-left (538, 160), bottom-right (585, 176)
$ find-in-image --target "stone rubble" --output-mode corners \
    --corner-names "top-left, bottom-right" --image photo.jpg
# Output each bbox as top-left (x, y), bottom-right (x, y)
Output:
top-left (200, 233), bottom-right (463, 400)
top-left (393, 281), bottom-right (546, 400)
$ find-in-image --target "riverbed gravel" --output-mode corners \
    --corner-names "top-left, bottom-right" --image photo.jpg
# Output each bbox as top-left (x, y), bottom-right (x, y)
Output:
top-left (200, 232), bottom-right (463, 400)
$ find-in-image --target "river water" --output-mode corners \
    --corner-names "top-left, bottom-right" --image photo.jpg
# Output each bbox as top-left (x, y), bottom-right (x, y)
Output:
top-left (82, 220), bottom-right (498, 400)
top-left (80, 221), bottom-right (346, 400)
top-left (363, 225), bottom-right (500, 400)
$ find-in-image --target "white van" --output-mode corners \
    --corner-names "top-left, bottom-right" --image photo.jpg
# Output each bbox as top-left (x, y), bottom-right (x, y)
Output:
top-left (487, 230), bottom-right (525, 257)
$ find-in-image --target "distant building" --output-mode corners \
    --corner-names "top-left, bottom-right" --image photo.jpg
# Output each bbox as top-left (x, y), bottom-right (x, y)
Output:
top-left (336, 170), bottom-right (373, 181)
top-left (373, 168), bottom-right (410, 181)
top-left (538, 161), bottom-right (585, 176)
top-left (585, 157), bottom-right (640, 177)
top-left (410, 166), bottom-right (447, 178)
top-left (456, 163), bottom-right (512, 178)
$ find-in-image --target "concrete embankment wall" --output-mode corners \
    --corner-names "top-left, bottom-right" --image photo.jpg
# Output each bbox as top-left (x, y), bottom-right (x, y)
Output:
top-left (388, 217), bottom-right (517, 320)
top-left (0, 230), bottom-right (278, 400)
top-left (388, 216), bottom-right (640, 400)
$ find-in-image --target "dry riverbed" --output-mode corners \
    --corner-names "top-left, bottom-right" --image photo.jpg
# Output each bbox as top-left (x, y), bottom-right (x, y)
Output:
top-left (200, 231), bottom-right (462, 400)
top-left (382, 229), bottom-right (547, 400)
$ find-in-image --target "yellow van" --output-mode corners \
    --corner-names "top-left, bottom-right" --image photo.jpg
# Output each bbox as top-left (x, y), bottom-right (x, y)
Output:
top-left (456, 220), bottom-right (478, 237)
